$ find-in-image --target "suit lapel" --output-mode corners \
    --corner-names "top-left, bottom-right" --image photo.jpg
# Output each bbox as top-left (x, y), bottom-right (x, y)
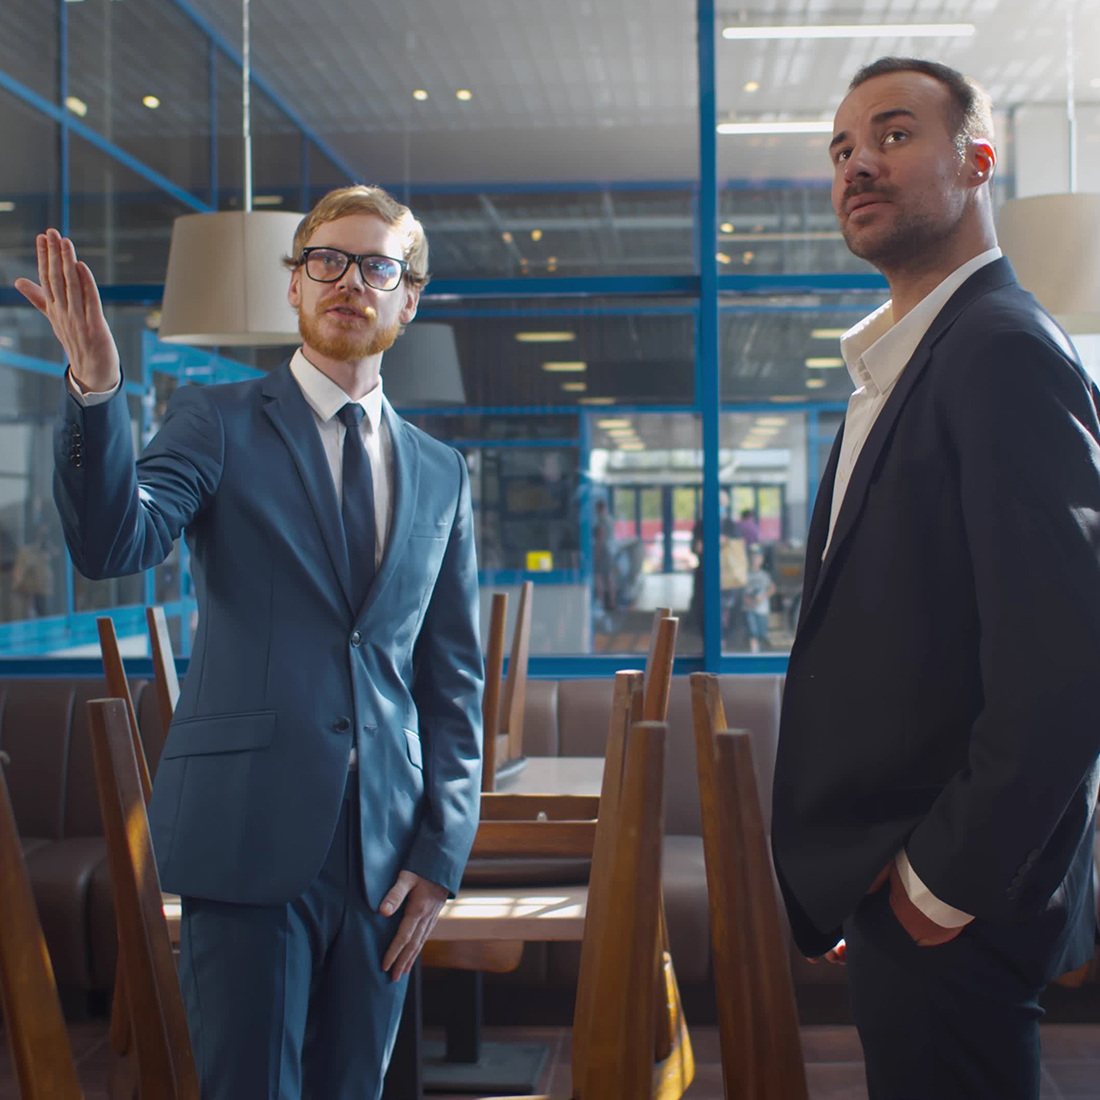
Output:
top-left (261, 362), bottom-right (355, 611)
top-left (797, 424), bottom-right (843, 628)
top-left (356, 398), bottom-right (421, 623)
top-left (801, 257), bottom-right (1019, 629)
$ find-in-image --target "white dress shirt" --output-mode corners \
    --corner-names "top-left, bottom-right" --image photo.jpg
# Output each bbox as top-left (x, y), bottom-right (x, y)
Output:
top-left (826, 246), bottom-right (1002, 932)
top-left (70, 348), bottom-right (395, 769)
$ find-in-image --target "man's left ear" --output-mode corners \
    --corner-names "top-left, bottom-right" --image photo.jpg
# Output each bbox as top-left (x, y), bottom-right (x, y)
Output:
top-left (400, 285), bottom-right (421, 326)
top-left (969, 139), bottom-right (996, 186)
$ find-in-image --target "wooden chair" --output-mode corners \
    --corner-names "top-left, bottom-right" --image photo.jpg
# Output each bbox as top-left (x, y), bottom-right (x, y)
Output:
top-left (482, 582), bottom-right (534, 791)
top-left (477, 715), bottom-right (671, 1099)
top-left (87, 696), bottom-right (200, 1100)
top-left (145, 606), bottom-right (180, 743)
top-left (0, 758), bottom-right (86, 1100)
top-left (689, 672), bottom-right (808, 1100)
top-left (96, 617), bottom-right (157, 1100)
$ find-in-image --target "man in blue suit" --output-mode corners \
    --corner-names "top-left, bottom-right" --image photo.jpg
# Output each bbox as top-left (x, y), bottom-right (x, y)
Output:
top-left (16, 185), bottom-right (484, 1100)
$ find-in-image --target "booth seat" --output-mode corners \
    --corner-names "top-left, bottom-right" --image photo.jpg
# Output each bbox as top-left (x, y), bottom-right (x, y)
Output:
top-left (1, 673), bottom-right (1095, 1005)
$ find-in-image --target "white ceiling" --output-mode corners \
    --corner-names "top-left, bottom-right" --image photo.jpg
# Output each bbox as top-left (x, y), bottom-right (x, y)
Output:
top-left (176, 0), bottom-right (1100, 183)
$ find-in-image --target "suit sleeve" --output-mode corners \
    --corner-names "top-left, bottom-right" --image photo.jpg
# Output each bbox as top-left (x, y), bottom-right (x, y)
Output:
top-left (54, 378), bottom-right (224, 580)
top-left (906, 329), bottom-right (1100, 921)
top-left (405, 450), bottom-right (484, 894)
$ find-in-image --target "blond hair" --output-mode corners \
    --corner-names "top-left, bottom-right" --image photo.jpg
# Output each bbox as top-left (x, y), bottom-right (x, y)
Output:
top-left (283, 185), bottom-right (430, 288)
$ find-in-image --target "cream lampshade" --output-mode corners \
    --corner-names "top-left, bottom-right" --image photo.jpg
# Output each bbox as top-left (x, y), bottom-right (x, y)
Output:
top-left (997, 193), bottom-right (1100, 335)
top-left (158, 210), bottom-right (303, 346)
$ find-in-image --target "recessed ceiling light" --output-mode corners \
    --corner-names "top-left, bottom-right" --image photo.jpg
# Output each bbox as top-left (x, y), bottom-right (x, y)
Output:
top-left (515, 332), bottom-right (575, 343)
top-left (755, 417), bottom-right (787, 427)
top-left (607, 428), bottom-right (637, 438)
top-left (501, 231), bottom-right (513, 243)
top-left (142, 95), bottom-right (160, 109)
top-left (0, 202), bottom-right (14, 213)
top-left (531, 229), bottom-right (543, 241)
top-left (742, 251), bottom-right (754, 264)
top-left (619, 442), bottom-right (645, 451)
top-left (720, 222), bottom-right (734, 233)
top-left (456, 89), bottom-right (473, 101)
top-left (805, 378), bottom-right (828, 389)
top-left (744, 81), bottom-right (760, 93)
top-left (542, 361), bottom-right (587, 373)
top-left (580, 397), bottom-right (616, 405)
top-left (65, 96), bottom-right (88, 117)
top-left (562, 382), bottom-right (587, 392)
top-left (719, 120), bottom-right (833, 135)
top-left (722, 23), bottom-right (975, 40)
top-left (716, 252), bottom-right (731, 264)
top-left (413, 89), bottom-right (429, 101)
top-left (811, 328), bottom-right (847, 339)
top-left (598, 419), bottom-right (632, 429)
top-left (740, 440), bottom-right (767, 449)
top-left (805, 357), bottom-right (845, 368)
top-left (251, 195), bottom-right (284, 206)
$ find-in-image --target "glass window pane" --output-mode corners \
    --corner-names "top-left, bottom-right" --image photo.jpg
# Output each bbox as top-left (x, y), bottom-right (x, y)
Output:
top-left (718, 411), bottom-right (809, 655)
top-left (408, 299), bottom-right (695, 408)
top-left (67, 0), bottom-right (211, 198)
top-left (69, 134), bottom-right (198, 285)
top-left (0, 2), bottom-right (58, 103)
top-left (0, 90), bottom-right (61, 283)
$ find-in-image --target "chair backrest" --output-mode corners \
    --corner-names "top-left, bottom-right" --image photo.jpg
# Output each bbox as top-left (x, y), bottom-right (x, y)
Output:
top-left (87, 698), bottom-right (200, 1100)
top-left (480, 592), bottom-right (509, 792)
top-left (96, 617), bottom-right (153, 803)
top-left (500, 579), bottom-right (534, 763)
top-left (145, 606), bottom-right (180, 742)
top-left (0, 762), bottom-right (85, 1100)
top-left (575, 718), bottom-right (667, 1100)
top-left (689, 672), bottom-right (808, 1100)
top-left (643, 611), bottom-right (678, 723)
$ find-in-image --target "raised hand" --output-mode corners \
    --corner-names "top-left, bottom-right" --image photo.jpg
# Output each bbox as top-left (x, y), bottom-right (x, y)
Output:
top-left (14, 229), bottom-right (121, 392)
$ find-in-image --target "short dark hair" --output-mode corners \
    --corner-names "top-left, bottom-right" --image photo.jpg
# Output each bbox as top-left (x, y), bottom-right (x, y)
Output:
top-left (849, 57), bottom-right (994, 157)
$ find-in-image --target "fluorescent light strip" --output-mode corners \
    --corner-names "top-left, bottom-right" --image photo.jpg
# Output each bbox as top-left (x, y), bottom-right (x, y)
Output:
top-left (718, 121), bottom-right (833, 135)
top-left (811, 328), bottom-right (848, 339)
top-left (542, 361), bottom-right (587, 373)
top-left (515, 332), bottom-right (575, 343)
top-left (722, 23), bottom-right (975, 40)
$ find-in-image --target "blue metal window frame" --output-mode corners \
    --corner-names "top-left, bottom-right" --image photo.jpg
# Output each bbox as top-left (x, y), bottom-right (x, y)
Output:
top-left (0, 0), bottom-right (882, 677)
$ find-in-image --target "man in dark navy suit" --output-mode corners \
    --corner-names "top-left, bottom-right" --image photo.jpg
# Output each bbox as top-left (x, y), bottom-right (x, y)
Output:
top-left (772, 58), bottom-right (1100, 1099)
top-left (17, 186), bottom-right (484, 1100)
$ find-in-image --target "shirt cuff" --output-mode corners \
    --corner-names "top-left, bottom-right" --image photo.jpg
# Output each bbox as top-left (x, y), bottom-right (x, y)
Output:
top-left (67, 368), bottom-right (120, 407)
top-left (895, 849), bottom-right (974, 929)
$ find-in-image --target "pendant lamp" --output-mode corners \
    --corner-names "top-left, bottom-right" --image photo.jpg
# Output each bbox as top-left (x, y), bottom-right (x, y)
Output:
top-left (158, 0), bottom-right (303, 345)
top-left (997, 0), bottom-right (1100, 335)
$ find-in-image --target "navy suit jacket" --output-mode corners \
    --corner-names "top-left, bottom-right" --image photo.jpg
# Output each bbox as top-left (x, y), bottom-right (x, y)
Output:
top-left (772, 259), bottom-right (1100, 984)
top-left (54, 360), bottom-right (484, 909)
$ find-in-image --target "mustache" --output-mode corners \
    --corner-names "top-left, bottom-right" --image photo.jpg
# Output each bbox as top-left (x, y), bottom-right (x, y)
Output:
top-left (842, 182), bottom-right (895, 206)
top-left (319, 294), bottom-right (376, 319)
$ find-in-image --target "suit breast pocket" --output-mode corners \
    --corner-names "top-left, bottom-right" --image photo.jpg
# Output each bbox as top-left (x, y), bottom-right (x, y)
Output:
top-left (410, 520), bottom-right (449, 540)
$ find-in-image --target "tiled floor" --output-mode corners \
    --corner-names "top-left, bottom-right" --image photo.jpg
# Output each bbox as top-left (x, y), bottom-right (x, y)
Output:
top-left (2, 1020), bottom-right (1097, 1099)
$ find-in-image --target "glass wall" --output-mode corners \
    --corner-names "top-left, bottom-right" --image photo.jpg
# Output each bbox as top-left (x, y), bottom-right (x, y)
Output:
top-left (1, 0), bottom-right (1094, 667)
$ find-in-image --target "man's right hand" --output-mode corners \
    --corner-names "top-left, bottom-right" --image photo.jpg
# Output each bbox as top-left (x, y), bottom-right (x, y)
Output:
top-left (14, 229), bottom-right (120, 393)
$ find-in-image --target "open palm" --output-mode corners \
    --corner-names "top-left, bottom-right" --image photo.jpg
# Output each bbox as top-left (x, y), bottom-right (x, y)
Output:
top-left (14, 228), bottom-right (120, 392)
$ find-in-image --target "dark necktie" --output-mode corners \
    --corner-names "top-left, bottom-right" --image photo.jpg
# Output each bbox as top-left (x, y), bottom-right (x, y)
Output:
top-left (337, 402), bottom-right (377, 610)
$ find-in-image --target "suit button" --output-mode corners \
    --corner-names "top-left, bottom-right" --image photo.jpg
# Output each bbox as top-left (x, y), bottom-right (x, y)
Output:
top-left (72, 456), bottom-right (83, 467)
top-left (350, 631), bottom-right (362, 647)
top-left (334, 716), bottom-right (351, 732)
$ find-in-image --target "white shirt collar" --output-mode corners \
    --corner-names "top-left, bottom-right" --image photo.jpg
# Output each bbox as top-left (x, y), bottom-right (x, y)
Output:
top-left (289, 348), bottom-right (384, 434)
top-left (840, 247), bottom-right (1002, 397)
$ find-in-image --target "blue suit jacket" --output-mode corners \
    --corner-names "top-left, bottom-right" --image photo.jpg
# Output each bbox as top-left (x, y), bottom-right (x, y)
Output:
top-left (54, 360), bottom-right (483, 909)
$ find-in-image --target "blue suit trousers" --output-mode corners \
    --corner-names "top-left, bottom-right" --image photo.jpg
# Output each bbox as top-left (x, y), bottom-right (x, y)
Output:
top-left (179, 778), bottom-right (409, 1100)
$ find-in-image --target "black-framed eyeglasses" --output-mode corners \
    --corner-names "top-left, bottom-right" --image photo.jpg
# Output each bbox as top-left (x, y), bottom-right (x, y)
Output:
top-left (299, 247), bottom-right (408, 292)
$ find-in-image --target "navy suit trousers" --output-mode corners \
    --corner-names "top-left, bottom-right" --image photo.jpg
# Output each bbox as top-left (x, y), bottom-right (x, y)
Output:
top-left (179, 778), bottom-right (409, 1100)
top-left (844, 887), bottom-right (1045, 1100)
